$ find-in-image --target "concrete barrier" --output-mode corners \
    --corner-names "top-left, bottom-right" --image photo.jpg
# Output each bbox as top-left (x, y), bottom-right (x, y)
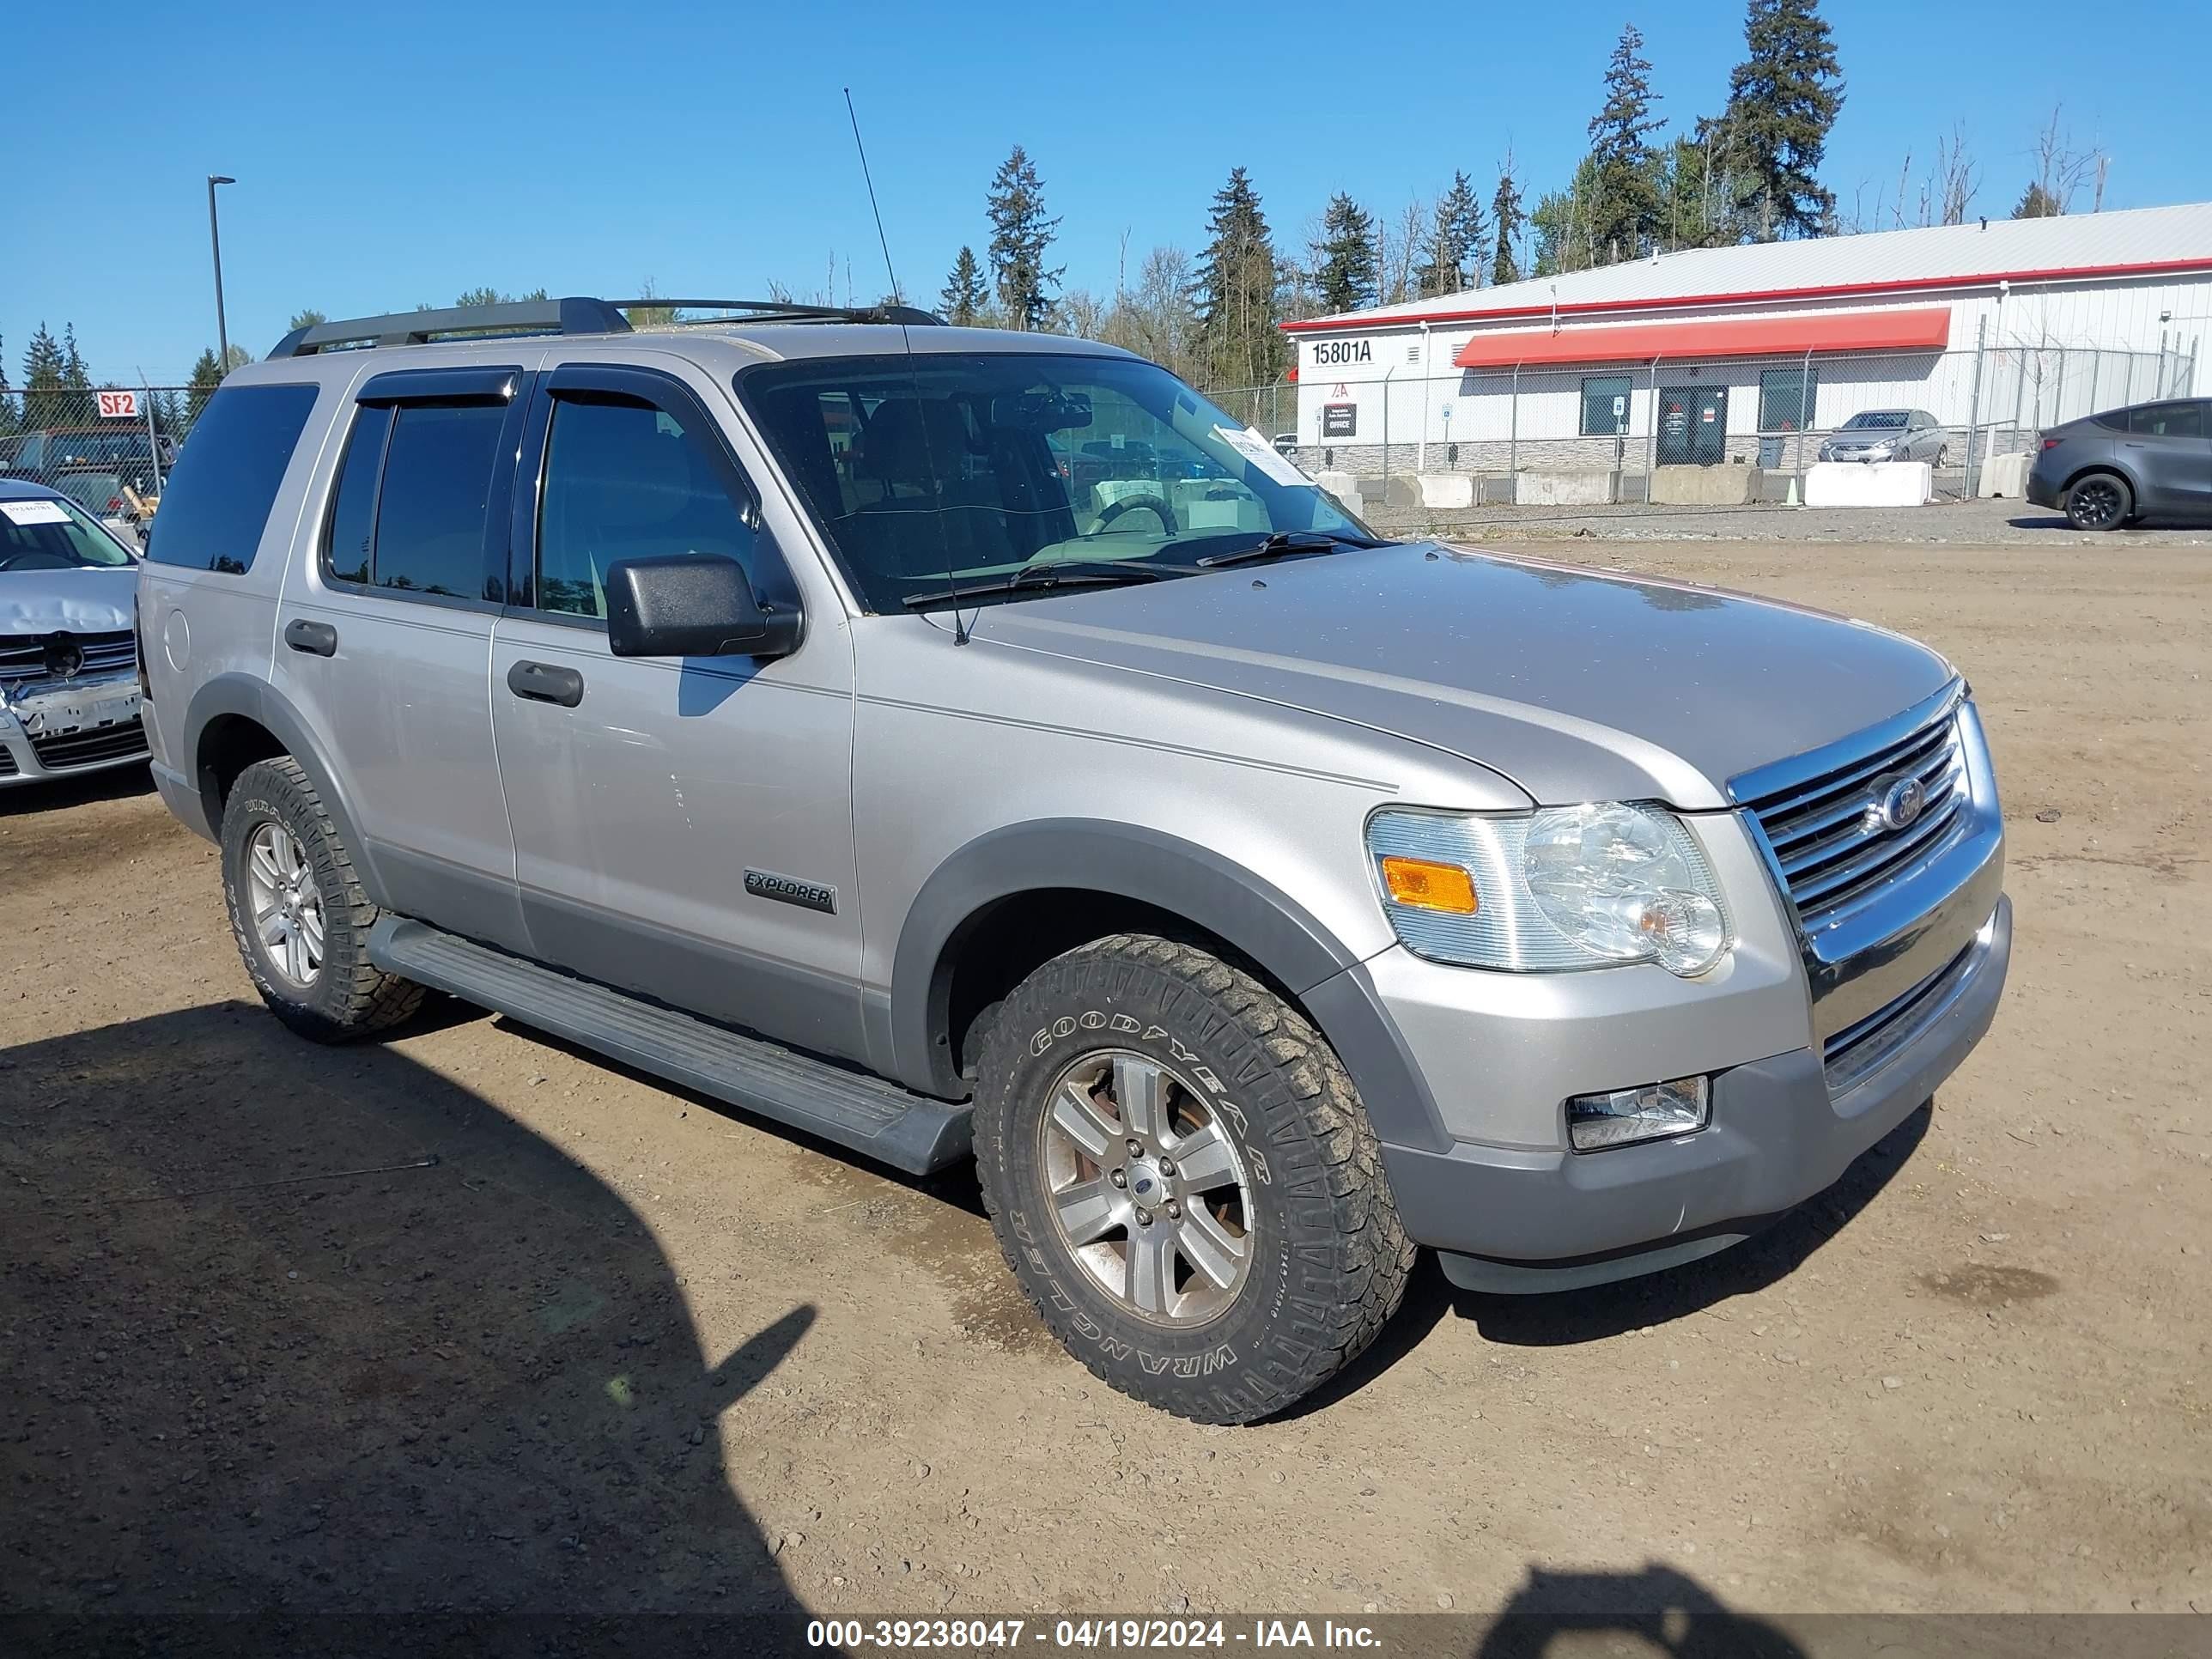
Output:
top-left (1417, 473), bottom-right (1475, 510)
top-left (1514, 470), bottom-right (1620, 507)
top-left (1650, 465), bottom-right (1763, 506)
top-left (1314, 470), bottom-right (1361, 511)
top-left (1978, 452), bottom-right (2033, 499)
top-left (1803, 460), bottom-right (1932, 507)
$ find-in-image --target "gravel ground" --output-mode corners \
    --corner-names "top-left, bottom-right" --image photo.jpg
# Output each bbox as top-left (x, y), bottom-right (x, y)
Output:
top-left (1, 533), bottom-right (2207, 1640)
top-left (1365, 494), bottom-right (2212, 548)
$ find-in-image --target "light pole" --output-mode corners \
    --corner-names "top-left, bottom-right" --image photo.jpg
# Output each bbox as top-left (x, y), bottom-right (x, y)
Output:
top-left (207, 174), bottom-right (235, 371)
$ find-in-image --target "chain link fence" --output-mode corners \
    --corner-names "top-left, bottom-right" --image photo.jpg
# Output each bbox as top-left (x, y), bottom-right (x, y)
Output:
top-left (1, 386), bottom-right (204, 535)
top-left (1204, 335), bottom-right (2199, 504)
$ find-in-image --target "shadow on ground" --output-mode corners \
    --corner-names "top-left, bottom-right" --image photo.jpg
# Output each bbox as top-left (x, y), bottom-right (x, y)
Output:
top-left (0, 1001), bottom-right (812, 1645)
top-left (1474, 1564), bottom-right (1808, 1657)
top-left (1290, 1103), bottom-right (1930, 1419)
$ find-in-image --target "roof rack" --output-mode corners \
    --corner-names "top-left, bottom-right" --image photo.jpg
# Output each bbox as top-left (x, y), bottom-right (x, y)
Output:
top-left (268, 295), bottom-right (945, 358)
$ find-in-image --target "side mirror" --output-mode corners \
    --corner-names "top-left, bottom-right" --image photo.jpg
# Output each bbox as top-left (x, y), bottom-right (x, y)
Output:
top-left (604, 553), bottom-right (802, 660)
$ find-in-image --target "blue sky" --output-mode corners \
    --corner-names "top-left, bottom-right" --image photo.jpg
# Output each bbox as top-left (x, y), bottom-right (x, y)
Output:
top-left (9, 0), bottom-right (2208, 385)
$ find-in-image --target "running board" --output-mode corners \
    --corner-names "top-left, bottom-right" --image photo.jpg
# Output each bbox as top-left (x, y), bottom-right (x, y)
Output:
top-left (367, 917), bottom-right (972, 1176)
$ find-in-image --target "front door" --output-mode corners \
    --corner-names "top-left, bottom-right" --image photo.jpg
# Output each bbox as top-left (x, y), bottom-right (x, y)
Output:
top-left (270, 360), bottom-right (535, 952)
top-left (488, 357), bottom-right (867, 1064)
top-left (1657, 385), bottom-right (1728, 466)
top-left (2123, 400), bottom-right (2212, 516)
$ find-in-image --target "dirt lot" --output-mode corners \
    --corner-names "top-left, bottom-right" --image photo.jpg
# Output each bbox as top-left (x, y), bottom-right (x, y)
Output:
top-left (3, 534), bottom-right (2208, 1637)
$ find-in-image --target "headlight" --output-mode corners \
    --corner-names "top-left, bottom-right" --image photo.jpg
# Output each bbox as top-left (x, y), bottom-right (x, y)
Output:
top-left (1368, 804), bottom-right (1730, 976)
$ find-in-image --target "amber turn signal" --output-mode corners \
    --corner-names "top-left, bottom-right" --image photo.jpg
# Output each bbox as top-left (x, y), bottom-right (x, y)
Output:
top-left (1378, 855), bottom-right (1479, 915)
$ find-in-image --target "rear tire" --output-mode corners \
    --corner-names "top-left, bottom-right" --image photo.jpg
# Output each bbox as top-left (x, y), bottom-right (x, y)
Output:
top-left (2064, 471), bottom-right (2132, 532)
top-left (972, 933), bottom-right (1413, 1424)
top-left (220, 757), bottom-right (424, 1042)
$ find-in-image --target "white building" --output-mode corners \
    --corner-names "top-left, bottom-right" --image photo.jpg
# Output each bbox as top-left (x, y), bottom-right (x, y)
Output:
top-left (1282, 201), bottom-right (2212, 479)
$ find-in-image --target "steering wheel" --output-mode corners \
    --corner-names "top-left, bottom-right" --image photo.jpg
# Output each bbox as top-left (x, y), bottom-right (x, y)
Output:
top-left (1093, 494), bottom-right (1177, 535)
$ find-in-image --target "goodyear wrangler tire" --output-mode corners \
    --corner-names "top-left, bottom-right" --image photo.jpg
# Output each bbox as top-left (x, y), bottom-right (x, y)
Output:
top-left (973, 933), bottom-right (1414, 1424)
top-left (220, 757), bottom-right (425, 1043)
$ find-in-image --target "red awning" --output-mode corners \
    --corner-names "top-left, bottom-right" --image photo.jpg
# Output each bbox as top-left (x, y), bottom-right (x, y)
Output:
top-left (1451, 307), bottom-right (1952, 368)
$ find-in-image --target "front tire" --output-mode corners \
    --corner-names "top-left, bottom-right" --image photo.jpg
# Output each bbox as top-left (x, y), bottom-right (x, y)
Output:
top-left (973, 934), bottom-right (1413, 1424)
top-left (221, 757), bottom-right (424, 1042)
top-left (2064, 472), bottom-right (2132, 532)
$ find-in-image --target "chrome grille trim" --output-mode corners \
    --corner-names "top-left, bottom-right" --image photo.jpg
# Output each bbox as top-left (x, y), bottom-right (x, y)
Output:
top-left (1735, 684), bottom-right (1972, 939)
top-left (1820, 920), bottom-right (1987, 1097)
top-left (0, 628), bottom-right (137, 686)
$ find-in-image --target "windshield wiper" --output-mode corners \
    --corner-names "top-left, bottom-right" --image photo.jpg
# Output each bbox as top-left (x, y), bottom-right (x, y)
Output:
top-left (1194, 530), bottom-right (1389, 569)
top-left (901, 559), bottom-right (1177, 611)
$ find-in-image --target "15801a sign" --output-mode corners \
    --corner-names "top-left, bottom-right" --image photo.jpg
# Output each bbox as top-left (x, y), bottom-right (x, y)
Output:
top-left (1310, 339), bottom-right (1372, 367)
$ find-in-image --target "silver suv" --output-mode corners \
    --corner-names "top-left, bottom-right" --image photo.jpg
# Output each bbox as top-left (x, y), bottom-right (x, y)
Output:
top-left (140, 297), bottom-right (2009, 1423)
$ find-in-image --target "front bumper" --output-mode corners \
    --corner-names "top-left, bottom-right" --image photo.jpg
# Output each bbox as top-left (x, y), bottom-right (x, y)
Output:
top-left (1382, 896), bottom-right (2008, 1291)
top-left (0, 671), bottom-right (149, 787)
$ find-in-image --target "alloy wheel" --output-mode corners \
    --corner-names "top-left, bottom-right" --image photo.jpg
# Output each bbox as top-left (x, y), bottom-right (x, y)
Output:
top-left (246, 821), bottom-right (325, 986)
top-left (1036, 1049), bottom-right (1254, 1325)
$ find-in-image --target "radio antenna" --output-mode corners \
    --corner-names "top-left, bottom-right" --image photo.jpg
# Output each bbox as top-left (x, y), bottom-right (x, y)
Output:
top-left (844, 87), bottom-right (903, 309)
top-left (844, 86), bottom-right (971, 643)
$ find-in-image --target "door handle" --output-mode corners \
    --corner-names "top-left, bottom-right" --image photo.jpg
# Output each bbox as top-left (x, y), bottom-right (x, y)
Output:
top-left (284, 618), bottom-right (337, 657)
top-left (507, 659), bottom-right (585, 708)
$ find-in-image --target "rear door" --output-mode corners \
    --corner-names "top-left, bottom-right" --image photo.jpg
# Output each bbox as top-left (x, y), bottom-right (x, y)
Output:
top-left (488, 355), bottom-right (866, 1063)
top-left (270, 360), bottom-right (536, 952)
top-left (2123, 400), bottom-right (2212, 517)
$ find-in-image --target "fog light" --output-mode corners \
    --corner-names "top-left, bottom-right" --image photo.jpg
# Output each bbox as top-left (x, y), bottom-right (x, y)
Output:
top-left (1566, 1076), bottom-right (1710, 1152)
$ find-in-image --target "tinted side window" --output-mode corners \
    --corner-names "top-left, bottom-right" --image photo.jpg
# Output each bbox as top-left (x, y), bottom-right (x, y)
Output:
top-left (536, 395), bottom-right (757, 619)
top-left (2130, 402), bottom-right (2204, 439)
top-left (371, 404), bottom-right (506, 599)
top-left (322, 404), bottom-right (392, 586)
top-left (146, 383), bottom-right (319, 573)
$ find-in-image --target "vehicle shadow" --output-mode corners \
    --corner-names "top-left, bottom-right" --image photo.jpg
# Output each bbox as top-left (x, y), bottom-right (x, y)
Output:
top-left (1288, 1102), bottom-right (1930, 1418)
top-left (0, 1000), bottom-right (817, 1648)
top-left (1473, 1563), bottom-right (1809, 1658)
top-left (0, 760), bottom-right (155, 815)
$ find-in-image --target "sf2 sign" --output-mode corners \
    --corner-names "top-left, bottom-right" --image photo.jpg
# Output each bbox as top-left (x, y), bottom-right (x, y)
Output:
top-left (95, 390), bottom-right (140, 420)
top-left (1310, 339), bottom-right (1372, 368)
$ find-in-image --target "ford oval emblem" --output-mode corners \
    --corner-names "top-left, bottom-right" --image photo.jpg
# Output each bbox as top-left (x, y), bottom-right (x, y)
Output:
top-left (1872, 775), bottom-right (1927, 834)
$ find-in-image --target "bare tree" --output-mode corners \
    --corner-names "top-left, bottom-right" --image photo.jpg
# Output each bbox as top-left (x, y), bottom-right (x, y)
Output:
top-left (1930, 125), bottom-right (1979, 226)
top-left (2025, 104), bottom-right (2106, 215)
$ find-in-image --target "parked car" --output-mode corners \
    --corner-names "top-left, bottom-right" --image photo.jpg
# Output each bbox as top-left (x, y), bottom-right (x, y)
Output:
top-left (0, 478), bottom-right (149, 786)
top-left (50, 468), bottom-right (148, 546)
top-left (143, 296), bottom-right (2008, 1423)
top-left (2, 426), bottom-right (171, 494)
top-left (1818, 409), bottom-right (1948, 465)
top-left (2027, 397), bottom-right (2211, 531)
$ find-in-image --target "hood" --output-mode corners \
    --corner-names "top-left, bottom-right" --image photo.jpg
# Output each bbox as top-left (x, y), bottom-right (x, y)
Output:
top-left (965, 542), bottom-right (1954, 809)
top-left (1, 563), bottom-right (139, 635)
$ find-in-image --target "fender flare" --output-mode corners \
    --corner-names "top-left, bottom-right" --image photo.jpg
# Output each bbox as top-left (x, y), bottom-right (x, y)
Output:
top-left (888, 818), bottom-right (1451, 1153)
top-left (180, 672), bottom-right (387, 907)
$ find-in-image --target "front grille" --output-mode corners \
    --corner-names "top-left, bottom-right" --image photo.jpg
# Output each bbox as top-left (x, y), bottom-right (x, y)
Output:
top-left (0, 628), bottom-right (137, 688)
top-left (0, 747), bottom-right (17, 776)
top-left (1822, 937), bottom-right (1978, 1095)
top-left (1742, 708), bottom-right (1969, 933)
top-left (27, 716), bottom-right (147, 770)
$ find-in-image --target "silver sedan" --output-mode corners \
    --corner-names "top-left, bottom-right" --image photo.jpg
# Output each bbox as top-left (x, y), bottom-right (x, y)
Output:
top-left (1819, 409), bottom-right (1949, 465)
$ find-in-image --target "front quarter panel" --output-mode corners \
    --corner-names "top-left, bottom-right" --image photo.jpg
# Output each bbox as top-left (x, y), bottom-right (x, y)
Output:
top-left (858, 612), bottom-right (1528, 1095)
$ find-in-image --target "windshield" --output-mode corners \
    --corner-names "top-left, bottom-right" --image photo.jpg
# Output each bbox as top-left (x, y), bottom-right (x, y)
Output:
top-left (1843, 411), bottom-right (1908, 429)
top-left (0, 494), bottom-right (137, 569)
top-left (739, 351), bottom-right (1376, 611)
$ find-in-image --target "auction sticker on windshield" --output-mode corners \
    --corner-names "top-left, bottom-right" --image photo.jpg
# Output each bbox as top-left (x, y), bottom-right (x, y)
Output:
top-left (2, 500), bottom-right (71, 526)
top-left (1215, 425), bottom-right (1308, 488)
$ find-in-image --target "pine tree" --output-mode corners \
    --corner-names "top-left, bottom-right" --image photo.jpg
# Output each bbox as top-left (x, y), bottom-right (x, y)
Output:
top-left (985, 147), bottom-right (1063, 331)
top-left (939, 246), bottom-right (988, 325)
top-left (1709, 0), bottom-right (1844, 240)
top-left (186, 348), bottom-right (223, 425)
top-left (1586, 23), bottom-right (1667, 262)
top-left (2013, 181), bottom-right (2061, 219)
top-left (1191, 167), bottom-right (1282, 391)
top-left (1490, 161), bottom-right (1527, 285)
top-left (289, 308), bottom-right (328, 331)
top-left (1311, 194), bottom-right (1380, 315)
top-left (0, 337), bottom-right (14, 438)
top-left (59, 325), bottom-right (92, 391)
top-left (1416, 171), bottom-right (1489, 295)
top-left (22, 324), bottom-right (65, 391)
